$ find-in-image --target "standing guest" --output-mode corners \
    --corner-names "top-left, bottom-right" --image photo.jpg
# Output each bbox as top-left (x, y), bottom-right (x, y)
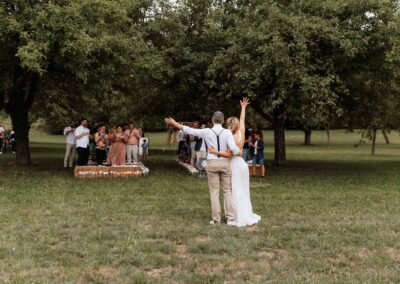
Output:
top-left (242, 124), bottom-right (251, 161)
top-left (10, 129), bottom-right (15, 154)
top-left (74, 118), bottom-right (90, 166)
top-left (109, 126), bottom-right (127, 166)
top-left (194, 123), bottom-right (207, 168)
top-left (0, 124), bottom-right (5, 154)
top-left (139, 127), bottom-right (145, 138)
top-left (124, 123), bottom-right (141, 164)
top-left (63, 122), bottom-right (76, 168)
top-left (189, 122), bottom-right (199, 167)
top-left (251, 131), bottom-right (265, 177)
top-left (94, 125), bottom-right (109, 165)
top-left (177, 129), bottom-right (186, 155)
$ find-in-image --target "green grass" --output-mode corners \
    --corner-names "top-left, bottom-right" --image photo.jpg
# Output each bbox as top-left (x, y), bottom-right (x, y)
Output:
top-left (0, 130), bottom-right (399, 283)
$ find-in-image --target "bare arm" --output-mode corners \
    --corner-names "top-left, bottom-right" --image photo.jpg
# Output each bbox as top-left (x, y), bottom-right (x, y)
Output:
top-left (208, 147), bottom-right (233, 158)
top-left (164, 118), bottom-right (207, 138)
top-left (239, 97), bottom-right (250, 149)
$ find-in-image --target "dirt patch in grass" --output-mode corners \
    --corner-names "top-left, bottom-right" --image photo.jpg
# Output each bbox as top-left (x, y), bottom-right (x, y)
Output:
top-left (147, 267), bottom-right (173, 278)
top-left (86, 267), bottom-right (117, 279)
top-left (259, 249), bottom-right (289, 264)
top-left (387, 248), bottom-right (400, 262)
top-left (175, 244), bottom-right (189, 258)
top-left (357, 247), bottom-right (374, 259)
top-left (194, 236), bottom-right (211, 243)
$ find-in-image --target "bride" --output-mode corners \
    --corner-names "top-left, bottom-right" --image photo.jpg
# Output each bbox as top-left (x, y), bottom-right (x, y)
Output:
top-left (209, 98), bottom-right (261, 227)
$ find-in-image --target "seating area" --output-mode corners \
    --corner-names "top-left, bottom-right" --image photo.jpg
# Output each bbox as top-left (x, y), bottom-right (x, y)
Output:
top-left (74, 163), bottom-right (149, 178)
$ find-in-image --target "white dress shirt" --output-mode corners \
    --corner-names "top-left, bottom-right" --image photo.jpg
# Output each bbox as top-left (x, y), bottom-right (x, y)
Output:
top-left (64, 126), bottom-right (76, 145)
top-left (182, 124), bottom-right (239, 160)
top-left (74, 125), bottom-right (90, 148)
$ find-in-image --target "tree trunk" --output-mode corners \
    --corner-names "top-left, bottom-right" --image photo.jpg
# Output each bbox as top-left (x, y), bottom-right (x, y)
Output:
top-left (326, 128), bottom-right (330, 146)
top-left (5, 68), bottom-right (39, 166)
top-left (273, 107), bottom-right (286, 166)
top-left (303, 128), bottom-right (312, 145)
top-left (9, 105), bottom-right (31, 166)
top-left (371, 129), bottom-right (377, 155)
top-left (382, 130), bottom-right (390, 144)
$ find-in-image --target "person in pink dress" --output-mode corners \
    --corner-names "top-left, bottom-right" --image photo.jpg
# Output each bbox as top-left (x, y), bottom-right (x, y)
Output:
top-left (108, 126), bottom-right (126, 166)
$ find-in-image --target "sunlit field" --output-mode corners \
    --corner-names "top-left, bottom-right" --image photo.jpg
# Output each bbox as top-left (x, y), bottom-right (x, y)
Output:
top-left (0, 130), bottom-right (399, 283)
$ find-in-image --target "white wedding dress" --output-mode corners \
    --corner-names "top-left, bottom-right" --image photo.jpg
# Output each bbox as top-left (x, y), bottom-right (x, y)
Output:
top-left (230, 132), bottom-right (261, 227)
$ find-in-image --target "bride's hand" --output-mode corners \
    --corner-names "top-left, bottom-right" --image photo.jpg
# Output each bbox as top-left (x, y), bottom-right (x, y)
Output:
top-left (240, 97), bottom-right (250, 108)
top-left (208, 146), bottom-right (218, 155)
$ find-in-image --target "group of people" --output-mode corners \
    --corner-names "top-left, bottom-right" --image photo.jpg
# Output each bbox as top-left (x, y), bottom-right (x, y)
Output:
top-left (63, 119), bottom-right (147, 168)
top-left (165, 97), bottom-right (261, 227)
top-left (176, 122), bottom-right (208, 169)
top-left (176, 122), bottom-right (265, 177)
top-left (0, 125), bottom-right (15, 154)
top-left (243, 125), bottom-right (265, 177)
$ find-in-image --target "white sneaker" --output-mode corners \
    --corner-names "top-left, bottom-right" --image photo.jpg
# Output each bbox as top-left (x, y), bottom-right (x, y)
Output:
top-left (227, 220), bottom-right (236, 226)
top-left (0, 152), bottom-right (2, 154)
top-left (209, 220), bottom-right (220, 225)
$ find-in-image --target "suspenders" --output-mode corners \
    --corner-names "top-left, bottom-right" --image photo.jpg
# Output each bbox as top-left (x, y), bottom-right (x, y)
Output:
top-left (211, 129), bottom-right (224, 158)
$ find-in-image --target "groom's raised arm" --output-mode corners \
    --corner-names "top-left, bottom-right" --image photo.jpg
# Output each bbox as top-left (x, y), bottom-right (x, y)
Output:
top-left (164, 117), bottom-right (207, 138)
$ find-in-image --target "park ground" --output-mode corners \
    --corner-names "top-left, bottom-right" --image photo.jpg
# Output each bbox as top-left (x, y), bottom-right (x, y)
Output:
top-left (0, 130), bottom-right (399, 283)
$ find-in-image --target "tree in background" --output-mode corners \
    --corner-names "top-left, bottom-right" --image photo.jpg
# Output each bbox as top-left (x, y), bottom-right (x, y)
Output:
top-left (0, 0), bottom-right (158, 165)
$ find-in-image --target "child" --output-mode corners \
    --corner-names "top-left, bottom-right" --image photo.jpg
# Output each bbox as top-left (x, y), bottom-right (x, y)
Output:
top-left (251, 131), bottom-right (265, 177)
top-left (141, 139), bottom-right (149, 160)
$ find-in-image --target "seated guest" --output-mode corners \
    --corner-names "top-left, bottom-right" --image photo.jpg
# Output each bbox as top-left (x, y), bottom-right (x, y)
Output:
top-left (63, 122), bottom-right (76, 168)
top-left (251, 131), bottom-right (265, 177)
top-left (124, 123), bottom-right (141, 164)
top-left (108, 125), bottom-right (126, 166)
top-left (94, 125), bottom-right (109, 165)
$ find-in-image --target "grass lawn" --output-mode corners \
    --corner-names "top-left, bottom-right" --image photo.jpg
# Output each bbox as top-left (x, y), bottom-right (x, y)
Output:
top-left (0, 130), bottom-right (399, 283)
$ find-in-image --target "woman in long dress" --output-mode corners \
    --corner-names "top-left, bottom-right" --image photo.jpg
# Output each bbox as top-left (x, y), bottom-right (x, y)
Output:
top-left (209, 98), bottom-right (261, 227)
top-left (108, 126), bottom-right (127, 166)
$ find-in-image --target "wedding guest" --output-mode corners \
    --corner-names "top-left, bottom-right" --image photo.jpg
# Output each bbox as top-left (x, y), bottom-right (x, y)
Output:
top-left (139, 127), bottom-right (145, 138)
top-left (242, 124), bottom-right (251, 161)
top-left (10, 129), bottom-right (15, 154)
top-left (74, 118), bottom-right (90, 166)
top-left (106, 125), bottom-right (117, 165)
top-left (141, 138), bottom-right (149, 160)
top-left (177, 129), bottom-right (186, 155)
top-left (63, 122), bottom-right (76, 168)
top-left (194, 123), bottom-right (207, 168)
top-left (109, 125), bottom-right (126, 166)
top-left (189, 122), bottom-right (199, 167)
top-left (94, 125), bottom-right (108, 165)
top-left (124, 123), bottom-right (141, 164)
top-left (0, 124), bottom-right (5, 154)
top-left (251, 131), bottom-right (265, 177)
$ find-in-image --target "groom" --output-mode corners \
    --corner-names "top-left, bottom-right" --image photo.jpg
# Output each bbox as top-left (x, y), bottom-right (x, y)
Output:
top-left (165, 112), bottom-right (241, 225)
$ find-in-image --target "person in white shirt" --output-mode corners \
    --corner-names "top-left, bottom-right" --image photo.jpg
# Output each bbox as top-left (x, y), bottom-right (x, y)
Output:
top-left (74, 118), bottom-right (90, 166)
top-left (165, 111), bottom-right (241, 225)
top-left (63, 122), bottom-right (76, 168)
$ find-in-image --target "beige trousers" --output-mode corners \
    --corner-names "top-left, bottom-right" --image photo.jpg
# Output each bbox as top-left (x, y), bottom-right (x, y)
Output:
top-left (64, 143), bottom-right (76, 167)
top-left (126, 144), bottom-right (139, 163)
top-left (206, 159), bottom-right (235, 223)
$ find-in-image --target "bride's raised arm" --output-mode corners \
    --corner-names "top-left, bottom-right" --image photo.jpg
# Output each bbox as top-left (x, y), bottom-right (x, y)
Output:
top-left (239, 97), bottom-right (250, 148)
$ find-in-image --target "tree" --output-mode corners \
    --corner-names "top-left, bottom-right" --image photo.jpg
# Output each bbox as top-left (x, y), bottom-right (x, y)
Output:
top-left (0, 0), bottom-right (157, 165)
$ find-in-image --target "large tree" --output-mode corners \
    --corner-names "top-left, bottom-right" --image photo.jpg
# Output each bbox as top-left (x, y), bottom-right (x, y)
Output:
top-left (0, 0), bottom-right (157, 165)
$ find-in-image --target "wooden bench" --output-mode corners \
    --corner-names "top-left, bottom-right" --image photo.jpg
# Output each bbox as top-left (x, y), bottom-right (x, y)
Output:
top-left (74, 165), bottom-right (149, 178)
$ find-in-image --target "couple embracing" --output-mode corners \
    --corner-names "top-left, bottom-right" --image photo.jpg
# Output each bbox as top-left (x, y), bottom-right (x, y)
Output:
top-left (165, 98), bottom-right (261, 227)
